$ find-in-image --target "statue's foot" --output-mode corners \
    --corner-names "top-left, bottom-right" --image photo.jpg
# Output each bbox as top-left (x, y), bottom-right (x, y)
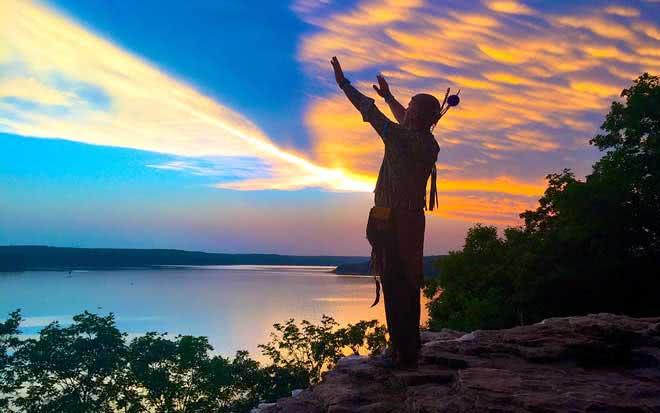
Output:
top-left (372, 356), bottom-right (396, 368)
top-left (394, 359), bottom-right (418, 370)
top-left (395, 351), bottom-right (419, 370)
top-left (371, 348), bottom-right (397, 368)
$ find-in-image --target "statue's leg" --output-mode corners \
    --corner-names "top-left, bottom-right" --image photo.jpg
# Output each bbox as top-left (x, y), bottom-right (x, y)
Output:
top-left (396, 282), bottom-right (421, 368)
top-left (393, 209), bottom-right (425, 368)
top-left (380, 246), bottom-right (400, 363)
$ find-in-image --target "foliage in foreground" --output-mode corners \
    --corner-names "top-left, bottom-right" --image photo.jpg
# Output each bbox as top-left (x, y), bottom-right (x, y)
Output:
top-left (259, 316), bottom-right (387, 385)
top-left (425, 73), bottom-right (660, 331)
top-left (0, 311), bottom-right (387, 413)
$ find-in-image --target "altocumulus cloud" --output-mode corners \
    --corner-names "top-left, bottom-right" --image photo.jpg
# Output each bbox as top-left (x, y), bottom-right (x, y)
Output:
top-left (2, 0), bottom-right (659, 226)
top-left (295, 0), bottom-right (660, 224)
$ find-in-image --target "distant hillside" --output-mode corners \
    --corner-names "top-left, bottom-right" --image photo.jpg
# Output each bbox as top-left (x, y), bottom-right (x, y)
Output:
top-left (0, 246), bottom-right (368, 272)
top-left (334, 255), bottom-right (444, 278)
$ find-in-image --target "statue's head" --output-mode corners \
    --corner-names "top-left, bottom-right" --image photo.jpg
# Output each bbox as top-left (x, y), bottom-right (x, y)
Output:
top-left (404, 93), bottom-right (442, 132)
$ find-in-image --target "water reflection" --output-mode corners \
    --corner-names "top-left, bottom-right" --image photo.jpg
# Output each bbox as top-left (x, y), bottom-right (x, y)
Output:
top-left (0, 266), bottom-right (428, 359)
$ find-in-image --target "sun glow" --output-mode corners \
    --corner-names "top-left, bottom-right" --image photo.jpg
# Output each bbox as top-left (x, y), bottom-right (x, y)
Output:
top-left (0, 0), bottom-right (371, 193)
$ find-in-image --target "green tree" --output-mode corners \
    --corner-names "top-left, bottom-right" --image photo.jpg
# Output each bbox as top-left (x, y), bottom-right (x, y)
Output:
top-left (426, 73), bottom-right (660, 330)
top-left (13, 312), bottom-right (139, 413)
top-left (128, 334), bottom-right (262, 413)
top-left (0, 310), bottom-right (22, 410)
top-left (255, 364), bottom-right (310, 404)
top-left (337, 320), bottom-right (387, 356)
top-left (2, 310), bottom-right (387, 412)
top-left (258, 315), bottom-right (341, 385)
top-left (129, 333), bottom-right (210, 412)
top-left (259, 315), bottom-right (387, 385)
top-left (587, 72), bottom-right (660, 313)
top-left (425, 225), bottom-right (517, 331)
top-left (519, 73), bottom-right (660, 317)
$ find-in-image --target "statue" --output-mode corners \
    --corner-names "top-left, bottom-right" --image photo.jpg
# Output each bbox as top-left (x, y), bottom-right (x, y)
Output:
top-left (331, 56), bottom-right (459, 369)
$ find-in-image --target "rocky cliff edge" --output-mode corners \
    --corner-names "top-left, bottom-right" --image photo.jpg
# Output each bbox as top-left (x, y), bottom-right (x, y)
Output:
top-left (255, 313), bottom-right (660, 412)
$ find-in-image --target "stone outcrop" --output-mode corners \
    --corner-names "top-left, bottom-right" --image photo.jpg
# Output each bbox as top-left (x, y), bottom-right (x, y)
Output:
top-left (255, 313), bottom-right (660, 412)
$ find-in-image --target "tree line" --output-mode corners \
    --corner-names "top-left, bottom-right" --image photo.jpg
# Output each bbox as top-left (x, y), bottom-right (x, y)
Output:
top-left (0, 311), bottom-right (386, 412)
top-left (425, 73), bottom-right (660, 331)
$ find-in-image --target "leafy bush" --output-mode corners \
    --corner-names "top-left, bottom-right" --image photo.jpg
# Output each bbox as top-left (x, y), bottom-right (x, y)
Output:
top-left (13, 312), bottom-right (136, 413)
top-left (426, 73), bottom-right (660, 331)
top-left (424, 225), bottom-right (518, 331)
top-left (259, 316), bottom-right (387, 384)
top-left (128, 333), bottom-right (262, 412)
top-left (0, 310), bottom-right (387, 412)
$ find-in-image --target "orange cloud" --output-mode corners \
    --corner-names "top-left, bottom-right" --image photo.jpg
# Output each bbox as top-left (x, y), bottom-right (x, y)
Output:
top-left (583, 45), bottom-right (637, 63)
top-left (478, 44), bottom-right (531, 64)
top-left (305, 94), bottom-right (383, 176)
top-left (635, 23), bottom-right (660, 40)
top-left (570, 80), bottom-right (623, 98)
top-left (484, 72), bottom-right (538, 87)
top-left (296, 0), bottom-right (659, 225)
top-left (638, 47), bottom-right (660, 57)
top-left (485, 0), bottom-right (535, 15)
top-left (399, 63), bottom-right (444, 78)
top-left (336, 0), bottom-right (423, 27)
top-left (553, 16), bottom-right (636, 41)
top-left (605, 6), bottom-right (640, 17)
top-left (430, 193), bottom-right (536, 226)
top-left (438, 177), bottom-right (545, 197)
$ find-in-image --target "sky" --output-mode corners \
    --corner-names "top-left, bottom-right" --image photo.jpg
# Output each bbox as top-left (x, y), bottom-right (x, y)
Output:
top-left (0, 0), bottom-right (659, 255)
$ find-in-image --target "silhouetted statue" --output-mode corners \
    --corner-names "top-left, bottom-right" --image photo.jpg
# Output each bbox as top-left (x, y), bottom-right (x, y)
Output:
top-left (331, 56), bottom-right (457, 369)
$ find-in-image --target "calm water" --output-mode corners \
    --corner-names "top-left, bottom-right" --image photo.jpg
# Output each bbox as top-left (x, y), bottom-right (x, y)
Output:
top-left (1, 266), bottom-right (428, 358)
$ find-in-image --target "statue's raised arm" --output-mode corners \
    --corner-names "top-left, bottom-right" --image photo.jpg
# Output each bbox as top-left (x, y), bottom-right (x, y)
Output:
top-left (331, 56), bottom-right (392, 140)
top-left (373, 74), bottom-right (406, 124)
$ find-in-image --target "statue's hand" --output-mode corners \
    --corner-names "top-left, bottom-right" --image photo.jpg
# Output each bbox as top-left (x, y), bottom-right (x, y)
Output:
top-left (372, 74), bottom-right (390, 98)
top-left (331, 56), bottom-right (346, 86)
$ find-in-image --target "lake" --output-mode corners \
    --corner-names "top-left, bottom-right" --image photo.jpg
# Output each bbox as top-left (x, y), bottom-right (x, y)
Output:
top-left (0, 266), bottom-right (428, 359)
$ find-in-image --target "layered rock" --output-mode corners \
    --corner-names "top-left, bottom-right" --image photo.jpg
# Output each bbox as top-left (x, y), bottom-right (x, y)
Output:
top-left (256, 313), bottom-right (660, 412)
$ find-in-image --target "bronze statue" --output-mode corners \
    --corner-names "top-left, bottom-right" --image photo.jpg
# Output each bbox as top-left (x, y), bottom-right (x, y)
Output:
top-left (331, 56), bottom-right (458, 368)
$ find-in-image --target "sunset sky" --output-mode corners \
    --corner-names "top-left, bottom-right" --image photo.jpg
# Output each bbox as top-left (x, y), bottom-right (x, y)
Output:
top-left (1, 0), bottom-right (659, 255)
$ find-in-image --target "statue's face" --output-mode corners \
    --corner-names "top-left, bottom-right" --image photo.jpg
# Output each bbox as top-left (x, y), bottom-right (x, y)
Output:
top-left (403, 96), bottom-right (421, 128)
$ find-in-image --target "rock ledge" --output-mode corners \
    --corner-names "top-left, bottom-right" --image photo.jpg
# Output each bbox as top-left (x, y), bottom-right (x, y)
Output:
top-left (256, 313), bottom-right (660, 412)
